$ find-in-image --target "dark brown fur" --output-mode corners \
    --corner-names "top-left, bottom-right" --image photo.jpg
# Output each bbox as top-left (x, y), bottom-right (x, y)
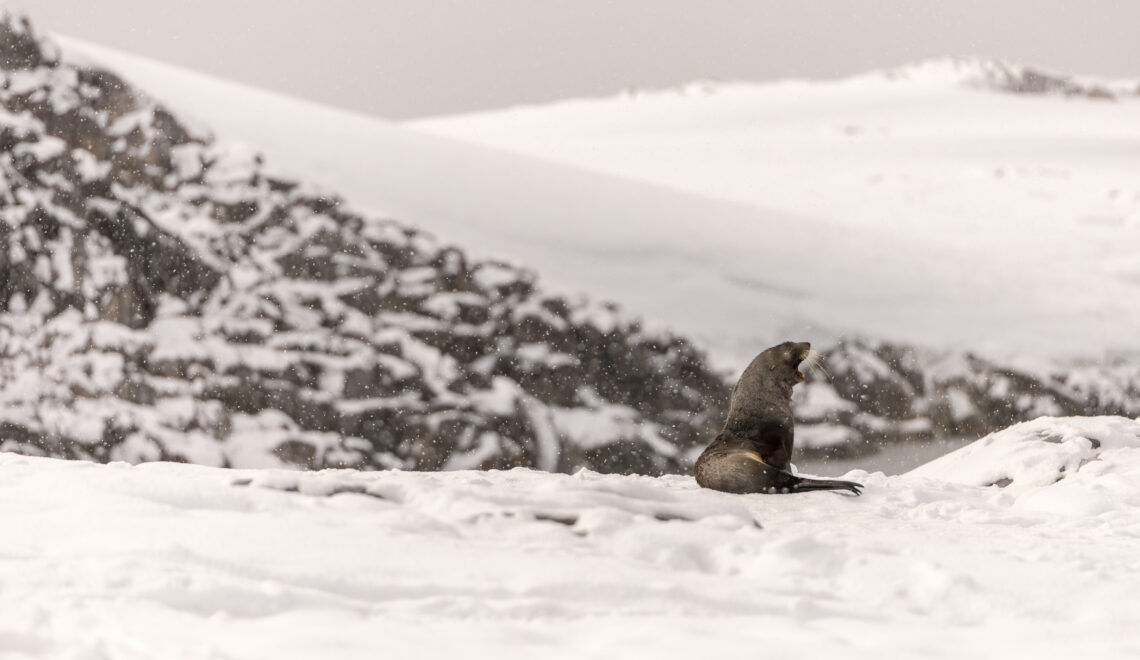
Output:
top-left (694, 341), bottom-right (862, 495)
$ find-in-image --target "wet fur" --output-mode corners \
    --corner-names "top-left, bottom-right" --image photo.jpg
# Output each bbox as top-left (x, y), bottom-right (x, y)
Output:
top-left (695, 341), bottom-right (862, 496)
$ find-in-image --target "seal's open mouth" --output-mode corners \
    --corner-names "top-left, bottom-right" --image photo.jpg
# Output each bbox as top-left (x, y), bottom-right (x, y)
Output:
top-left (797, 346), bottom-right (826, 382)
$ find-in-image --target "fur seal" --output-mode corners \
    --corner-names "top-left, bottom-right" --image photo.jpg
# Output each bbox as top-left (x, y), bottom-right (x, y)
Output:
top-left (695, 341), bottom-right (862, 495)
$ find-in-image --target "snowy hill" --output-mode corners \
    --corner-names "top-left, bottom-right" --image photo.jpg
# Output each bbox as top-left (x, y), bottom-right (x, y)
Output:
top-left (0, 12), bottom-right (730, 473)
top-left (5, 414), bottom-right (1140, 658)
top-left (64, 42), bottom-right (1140, 365)
top-left (413, 57), bottom-right (1140, 361)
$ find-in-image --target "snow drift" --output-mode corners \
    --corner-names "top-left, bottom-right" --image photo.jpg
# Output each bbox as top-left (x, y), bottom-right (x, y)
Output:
top-left (912, 415), bottom-right (1140, 512)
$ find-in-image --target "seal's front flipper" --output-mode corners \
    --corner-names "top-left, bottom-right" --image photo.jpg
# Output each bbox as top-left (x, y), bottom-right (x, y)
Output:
top-left (788, 476), bottom-right (863, 496)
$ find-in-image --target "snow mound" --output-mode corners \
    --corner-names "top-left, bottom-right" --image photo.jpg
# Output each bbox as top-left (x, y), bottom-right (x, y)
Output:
top-left (910, 415), bottom-right (1140, 514)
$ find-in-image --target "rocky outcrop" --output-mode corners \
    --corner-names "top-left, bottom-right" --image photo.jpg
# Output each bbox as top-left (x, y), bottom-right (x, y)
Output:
top-left (794, 339), bottom-right (1140, 459)
top-left (0, 11), bottom-right (729, 474)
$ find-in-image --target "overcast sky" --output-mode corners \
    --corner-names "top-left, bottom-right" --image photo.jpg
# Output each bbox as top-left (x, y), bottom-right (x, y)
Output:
top-left (14, 0), bottom-right (1140, 119)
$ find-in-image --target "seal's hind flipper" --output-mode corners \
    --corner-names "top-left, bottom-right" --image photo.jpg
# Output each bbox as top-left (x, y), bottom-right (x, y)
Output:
top-left (789, 476), bottom-right (863, 496)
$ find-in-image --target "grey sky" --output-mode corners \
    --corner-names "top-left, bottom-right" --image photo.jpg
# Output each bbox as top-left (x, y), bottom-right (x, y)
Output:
top-left (13, 0), bottom-right (1140, 119)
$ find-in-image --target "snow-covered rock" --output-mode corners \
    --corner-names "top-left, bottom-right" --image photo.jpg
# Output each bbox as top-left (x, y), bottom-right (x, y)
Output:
top-left (910, 415), bottom-right (1140, 499)
top-left (0, 10), bottom-right (729, 474)
top-left (792, 339), bottom-right (1140, 458)
top-left (908, 416), bottom-right (1140, 520)
top-left (875, 57), bottom-right (1137, 99)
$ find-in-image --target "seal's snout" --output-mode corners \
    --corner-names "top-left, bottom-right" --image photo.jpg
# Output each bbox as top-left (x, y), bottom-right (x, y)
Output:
top-left (791, 341), bottom-right (810, 365)
top-left (792, 343), bottom-right (811, 382)
top-left (797, 344), bottom-right (830, 384)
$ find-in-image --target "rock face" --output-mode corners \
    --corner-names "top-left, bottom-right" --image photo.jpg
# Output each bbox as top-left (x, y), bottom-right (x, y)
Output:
top-left (794, 340), bottom-right (1140, 458)
top-left (0, 12), bottom-right (728, 473)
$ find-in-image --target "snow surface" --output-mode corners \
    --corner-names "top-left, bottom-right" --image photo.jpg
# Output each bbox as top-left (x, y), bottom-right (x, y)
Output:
top-left (54, 41), bottom-right (1140, 367)
top-left (5, 415), bottom-right (1140, 658)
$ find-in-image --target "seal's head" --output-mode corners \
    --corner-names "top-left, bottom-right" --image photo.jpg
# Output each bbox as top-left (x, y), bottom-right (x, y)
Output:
top-left (757, 340), bottom-right (812, 385)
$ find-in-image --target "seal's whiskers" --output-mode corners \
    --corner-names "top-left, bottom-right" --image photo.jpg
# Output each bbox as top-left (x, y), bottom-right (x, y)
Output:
top-left (802, 349), bottom-right (831, 379)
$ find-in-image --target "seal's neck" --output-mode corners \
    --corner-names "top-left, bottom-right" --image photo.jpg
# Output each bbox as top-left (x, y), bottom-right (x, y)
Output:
top-left (722, 378), bottom-right (793, 438)
top-left (723, 404), bottom-right (790, 437)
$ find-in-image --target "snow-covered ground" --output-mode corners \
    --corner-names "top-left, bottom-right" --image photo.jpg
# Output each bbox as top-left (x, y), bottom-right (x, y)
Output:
top-left (56, 41), bottom-right (1140, 366)
top-left (6, 415), bottom-right (1140, 659)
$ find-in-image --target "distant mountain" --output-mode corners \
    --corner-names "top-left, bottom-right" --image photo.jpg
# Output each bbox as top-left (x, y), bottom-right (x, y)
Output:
top-left (873, 57), bottom-right (1139, 99)
top-left (513, 57), bottom-right (1140, 103)
top-left (0, 11), bottom-right (729, 473)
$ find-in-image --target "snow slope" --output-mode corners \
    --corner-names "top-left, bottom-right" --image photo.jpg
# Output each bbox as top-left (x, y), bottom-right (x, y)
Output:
top-left (5, 415), bottom-right (1140, 658)
top-left (56, 40), bottom-right (1138, 365)
top-left (414, 59), bottom-right (1140, 362)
